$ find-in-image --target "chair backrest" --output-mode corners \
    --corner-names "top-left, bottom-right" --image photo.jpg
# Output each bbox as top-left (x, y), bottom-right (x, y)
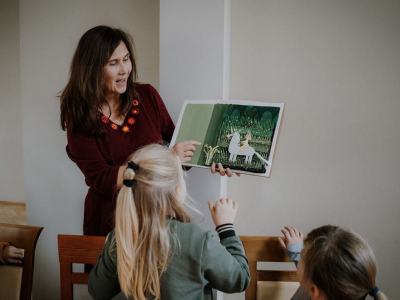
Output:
top-left (57, 234), bottom-right (106, 300)
top-left (0, 223), bottom-right (43, 300)
top-left (0, 200), bottom-right (27, 224)
top-left (240, 236), bottom-right (298, 300)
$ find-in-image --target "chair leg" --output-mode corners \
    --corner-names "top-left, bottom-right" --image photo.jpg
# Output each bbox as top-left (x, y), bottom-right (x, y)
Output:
top-left (60, 263), bottom-right (73, 300)
top-left (246, 261), bottom-right (257, 300)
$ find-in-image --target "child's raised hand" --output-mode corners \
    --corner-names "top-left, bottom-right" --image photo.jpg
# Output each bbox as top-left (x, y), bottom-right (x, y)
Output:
top-left (278, 226), bottom-right (304, 250)
top-left (208, 198), bottom-right (238, 227)
top-left (2, 245), bottom-right (24, 265)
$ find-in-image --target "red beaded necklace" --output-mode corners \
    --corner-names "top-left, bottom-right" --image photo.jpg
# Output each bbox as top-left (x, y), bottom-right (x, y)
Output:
top-left (100, 99), bottom-right (140, 133)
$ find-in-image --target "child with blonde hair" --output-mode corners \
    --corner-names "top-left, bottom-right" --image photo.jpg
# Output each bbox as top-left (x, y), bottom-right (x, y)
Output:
top-left (88, 144), bottom-right (249, 300)
top-left (279, 225), bottom-right (387, 300)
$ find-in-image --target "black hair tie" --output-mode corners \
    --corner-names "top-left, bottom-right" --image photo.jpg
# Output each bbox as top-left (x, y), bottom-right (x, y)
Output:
top-left (369, 287), bottom-right (380, 297)
top-left (127, 161), bottom-right (139, 171)
top-left (123, 179), bottom-right (136, 188)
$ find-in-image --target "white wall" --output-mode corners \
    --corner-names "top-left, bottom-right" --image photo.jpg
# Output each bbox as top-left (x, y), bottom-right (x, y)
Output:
top-left (19, 1), bottom-right (159, 299)
top-left (0, 0), bottom-right (24, 201)
top-left (160, 0), bottom-right (225, 227)
top-left (227, 0), bottom-right (400, 299)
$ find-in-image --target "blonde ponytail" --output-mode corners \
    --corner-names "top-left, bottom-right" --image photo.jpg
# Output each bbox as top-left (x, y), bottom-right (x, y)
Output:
top-left (114, 144), bottom-right (191, 300)
top-left (115, 167), bottom-right (140, 297)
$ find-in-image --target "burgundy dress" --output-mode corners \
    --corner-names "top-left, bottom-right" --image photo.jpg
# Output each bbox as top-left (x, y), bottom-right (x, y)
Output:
top-left (66, 84), bottom-right (175, 236)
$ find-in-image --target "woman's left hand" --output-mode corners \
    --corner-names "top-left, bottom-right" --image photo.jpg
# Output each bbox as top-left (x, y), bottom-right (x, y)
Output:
top-left (172, 140), bottom-right (201, 163)
top-left (211, 162), bottom-right (241, 177)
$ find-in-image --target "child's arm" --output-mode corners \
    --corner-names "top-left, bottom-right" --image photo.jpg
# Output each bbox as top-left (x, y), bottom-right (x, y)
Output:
top-left (202, 198), bottom-right (250, 293)
top-left (278, 226), bottom-right (304, 264)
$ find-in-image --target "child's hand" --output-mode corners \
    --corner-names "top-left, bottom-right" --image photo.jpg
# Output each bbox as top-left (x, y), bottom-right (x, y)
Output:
top-left (279, 226), bottom-right (304, 262)
top-left (208, 198), bottom-right (238, 227)
top-left (278, 226), bottom-right (304, 250)
top-left (2, 245), bottom-right (24, 264)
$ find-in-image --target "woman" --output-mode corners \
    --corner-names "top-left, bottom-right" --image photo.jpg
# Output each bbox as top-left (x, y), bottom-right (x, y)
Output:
top-left (60, 26), bottom-right (203, 237)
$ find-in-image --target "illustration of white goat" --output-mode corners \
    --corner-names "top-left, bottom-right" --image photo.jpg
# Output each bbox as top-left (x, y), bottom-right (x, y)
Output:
top-left (227, 130), bottom-right (269, 166)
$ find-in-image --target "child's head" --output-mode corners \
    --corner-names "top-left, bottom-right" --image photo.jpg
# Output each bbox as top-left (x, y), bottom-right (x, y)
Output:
top-left (114, 144), bottom-right (191, 299)
top-left (298, 225), bottom-right (386, 300)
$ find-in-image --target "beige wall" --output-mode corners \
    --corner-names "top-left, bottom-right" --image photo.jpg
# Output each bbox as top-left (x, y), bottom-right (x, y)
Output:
top-left (0, 0), bottom-right (24, 201)
top-left (227, 0), bottom-right (400, 299)
top-left (18, 0), bottom-right (159, 299)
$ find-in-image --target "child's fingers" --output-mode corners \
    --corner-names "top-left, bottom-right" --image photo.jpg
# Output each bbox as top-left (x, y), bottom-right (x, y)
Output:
top-left (226, 168), bottom-right (233, 177)
top-left (287, 226), bottom-right (296, 238)
top-left (282, 226), bottom-right (291, 235)
top-left (208, 202), bottom-right (215, 214)
top-left (226, 198), bottom-right (233, 206)
top-left (232, 200), bottom-right (239, 210)
top-left (281, 227), bottom-right (290, 239)
top-left (291, 226), bottom-right (300, 236)
top-left (219, 197), bottom-right (227, 205)
top-left (229, 199), bottom-right (238, 211)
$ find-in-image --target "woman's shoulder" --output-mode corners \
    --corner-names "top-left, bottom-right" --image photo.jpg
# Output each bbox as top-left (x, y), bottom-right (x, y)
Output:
top-left (135, 82), bottom-right (158, 96)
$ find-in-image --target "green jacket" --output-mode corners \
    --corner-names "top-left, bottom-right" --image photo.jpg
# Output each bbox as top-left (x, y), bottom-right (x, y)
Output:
top-left (88, 219), bottom-right (250, 300)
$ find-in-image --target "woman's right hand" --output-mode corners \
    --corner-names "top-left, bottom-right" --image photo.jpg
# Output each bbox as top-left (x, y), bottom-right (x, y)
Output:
top-left (171, 140), bottom-right (201, 163)
top-left (208, 198), bottom-right (238, 227)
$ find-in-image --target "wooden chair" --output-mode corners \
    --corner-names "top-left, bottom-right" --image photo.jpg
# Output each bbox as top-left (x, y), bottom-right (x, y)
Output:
top-left (0, 223), bottom-right (43, 300)
top-left (240, 236), bottom-right (299, 300)
top-left (0, 200), bottom-right (27, 224)
top-left (57, 234), bottom-right (106, 300)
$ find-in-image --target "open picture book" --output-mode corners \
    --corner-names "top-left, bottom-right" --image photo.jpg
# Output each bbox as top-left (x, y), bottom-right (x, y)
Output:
top-left (170, 100), bottom-right (284, 177)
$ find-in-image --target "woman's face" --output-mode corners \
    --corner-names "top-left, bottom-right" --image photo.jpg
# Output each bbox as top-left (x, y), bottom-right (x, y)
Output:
top-left (103, 41), bottom-right (132, 99)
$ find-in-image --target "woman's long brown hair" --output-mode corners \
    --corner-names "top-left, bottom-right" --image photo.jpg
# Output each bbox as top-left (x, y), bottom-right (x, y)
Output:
top-left (60, 25), bottom-right (137, 134)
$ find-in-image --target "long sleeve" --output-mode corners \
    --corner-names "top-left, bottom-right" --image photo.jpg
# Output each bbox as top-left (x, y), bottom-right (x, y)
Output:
top-left (88, 233), bottom-right (120, 300)
top-left (201, 231), bottom-right (250, 293)
top-left (66, 131), bottom-right (120, 196)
